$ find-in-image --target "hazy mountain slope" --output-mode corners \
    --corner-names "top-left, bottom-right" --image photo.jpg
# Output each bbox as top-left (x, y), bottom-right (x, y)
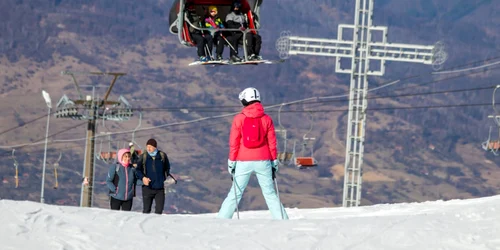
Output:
top-left (0, 0), bottom-right (499, 212)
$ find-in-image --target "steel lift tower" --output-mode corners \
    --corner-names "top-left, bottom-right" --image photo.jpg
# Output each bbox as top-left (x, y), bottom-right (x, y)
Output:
top-left (276, 0), bottom-right (447, 207)
top-left (54, 71), bottom-right (133, 207)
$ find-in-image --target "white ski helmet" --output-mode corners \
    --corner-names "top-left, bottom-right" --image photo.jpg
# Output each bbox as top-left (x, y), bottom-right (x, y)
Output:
top-left (239, 87), bottom-right (261, 105)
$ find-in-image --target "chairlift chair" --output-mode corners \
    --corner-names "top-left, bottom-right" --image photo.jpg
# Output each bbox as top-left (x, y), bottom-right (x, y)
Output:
top-left (96, 116), bottom-right (119, 164)
top-left (482, 125), bottom-right (500, 155)
top-left (276, 128), bottom-right (294, 165)
top-left (482, 85), bottom-right (500, 155)
top-left (129, 112), bottom-right (144, 157)
top-left (292, 112), bottom-right (318, 169)
top-left (169, 0), bottom-right (284, 65)
top-left (276, 104), bottom-right (294, 165)
top-left (293, 140), bottom-right (318, 169)
top-left (11, 149), bottom-right (19, 188)
top-left (53, 152), bottom-right (62, 189)
top-left (170, 0), bottom-right (262, 47)
top-left (96, 133), bottom-right (118, 164)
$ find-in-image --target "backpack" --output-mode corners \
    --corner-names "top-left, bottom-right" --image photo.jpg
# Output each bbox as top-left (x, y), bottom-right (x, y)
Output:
top-left (112, 165), bottom-right (119, 185)
top-left (141, 151), bottom-right (167, 176)
top-left (242, 115), bottom-right (266, 148)
top-left (110, 165), bottom-right (120, 194)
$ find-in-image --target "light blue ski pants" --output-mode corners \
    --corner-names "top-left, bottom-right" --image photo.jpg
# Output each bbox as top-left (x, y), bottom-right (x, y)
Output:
top-left (217, 160), bottom-right (289, 220)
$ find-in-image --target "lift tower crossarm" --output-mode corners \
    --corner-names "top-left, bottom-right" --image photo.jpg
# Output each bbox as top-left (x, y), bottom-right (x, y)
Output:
top-left (275, 0), bottom-right (447, 207)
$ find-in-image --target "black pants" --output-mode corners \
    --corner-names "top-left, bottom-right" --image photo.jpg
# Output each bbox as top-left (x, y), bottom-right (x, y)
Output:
top-left (247, 33), bottom-right (262, 56)
top-left (206, 33), bottom-right (224, 57)
top-left (228, 32), bottom-right (242, 57)
top-left (191, 33), bottom-right (206, 57)
top-left (142, 186), bottom-right (165, 214)
top-left (110, 196), bottom-right (133, 211)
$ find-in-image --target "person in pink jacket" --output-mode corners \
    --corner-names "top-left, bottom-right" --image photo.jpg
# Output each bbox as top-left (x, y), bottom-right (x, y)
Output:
top-left (217, 87), bottom-right (288, 220)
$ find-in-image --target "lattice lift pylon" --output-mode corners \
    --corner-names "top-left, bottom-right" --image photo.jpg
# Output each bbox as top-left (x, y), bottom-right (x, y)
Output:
top-left (56, 71), bottom-right (132, 208)
top-left (276, 0), bottom-right (447, 207)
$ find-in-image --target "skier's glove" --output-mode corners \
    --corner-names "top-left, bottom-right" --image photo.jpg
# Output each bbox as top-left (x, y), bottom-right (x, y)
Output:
top-left (228, 159), bottom-right (236, 174)
top-left (272, 159), bottom-right (280, 173)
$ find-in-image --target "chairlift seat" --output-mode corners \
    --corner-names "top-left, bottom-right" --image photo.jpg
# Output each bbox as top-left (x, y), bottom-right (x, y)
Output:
top-left (295, 157), bottom-right (317, 168)
top-left (131, 149), bottom-right (143, 155)
top-left (100, 152), bottom-right (117, 160)
top-left (487, 141), bottom-right (500, 150)
top-left (278, 152), bottom-right (294, 163)
top-left (177, 3), bottom-right (258, 48)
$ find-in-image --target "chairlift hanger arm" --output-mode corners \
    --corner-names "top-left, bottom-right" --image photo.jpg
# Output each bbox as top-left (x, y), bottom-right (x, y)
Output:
top-left (67, 73), bottom-right (84, 100)
top-left (302, 111), bottom-right (315, 140)
top-left (102, 73), bottom-right (126, 107)
top-left (492, 85), bottom-right (500, 115)
top-left (131, 112), bottom-right (143, 149)
top-left (278, 104), bottom-right (285, 130)
top-left (60, 71), bottom-right (126, 106)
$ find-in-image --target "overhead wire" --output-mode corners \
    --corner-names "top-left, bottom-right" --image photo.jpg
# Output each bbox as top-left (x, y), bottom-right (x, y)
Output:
top-left (0, 119), bottom-right (230, 158)
top-left (432, 58), bottom-right (500, 75)
top-left (0, 98), bottom-right (494, 152)
top-left (94, 83), bottom-right (499, 112)
top-left (2, 55), bottom-right (500, 149)
top-left (99, 59), bottom-right (500, 112)
top-left (0, 86), bottom-right (494, 149)
top-left (305, 84), bottom-right (498, 109)
top-left (0, 113), bottom-right (55, 136)
top-left (0, 122), bottom-right (87, 149)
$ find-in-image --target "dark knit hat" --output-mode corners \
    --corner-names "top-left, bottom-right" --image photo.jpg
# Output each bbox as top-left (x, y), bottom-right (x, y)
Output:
top-left (146, 138), bottom-right (157, 148)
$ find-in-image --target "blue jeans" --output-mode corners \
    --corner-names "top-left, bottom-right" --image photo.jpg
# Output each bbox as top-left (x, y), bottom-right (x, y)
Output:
top-left (217, 160), bottom-right (289, 220)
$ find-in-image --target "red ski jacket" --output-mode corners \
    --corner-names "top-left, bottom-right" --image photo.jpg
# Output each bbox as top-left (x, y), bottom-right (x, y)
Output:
top-left (228, 102), bottom-right (277, 161)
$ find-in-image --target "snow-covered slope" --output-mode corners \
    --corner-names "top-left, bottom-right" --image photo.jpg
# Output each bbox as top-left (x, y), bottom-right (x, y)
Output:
top-left (1, 195), bottom-right (500, 250)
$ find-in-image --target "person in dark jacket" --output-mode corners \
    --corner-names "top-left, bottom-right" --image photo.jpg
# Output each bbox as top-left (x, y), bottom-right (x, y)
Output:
top-left (129, 142), bottom-right (140, 167)
top-left (136, 138), bottom-right (171, 214)
top-left (225, 1), bottom-right (247, 62)
top-left (247, 11), bottom-right (263, 61)
top-left (106, 148), bottom-right (141, 211)
top-left (186, 3), bottom-right (210, 62)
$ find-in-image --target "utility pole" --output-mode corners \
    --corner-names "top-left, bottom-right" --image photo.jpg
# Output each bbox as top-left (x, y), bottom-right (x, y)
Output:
top-left (41, 90), bottom-right (52, 204)
top-left (276, 0), bottom-right (447, 207)
top-left (55, 71), bottom-right (132, 207)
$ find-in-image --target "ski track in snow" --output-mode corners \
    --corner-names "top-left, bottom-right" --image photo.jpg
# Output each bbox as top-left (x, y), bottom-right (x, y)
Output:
top-left (1, 196), bottom-right (500, 250)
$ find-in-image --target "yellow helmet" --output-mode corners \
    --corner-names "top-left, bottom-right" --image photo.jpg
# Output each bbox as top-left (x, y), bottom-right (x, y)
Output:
top-left (208, 5), bottom-right (217, 12)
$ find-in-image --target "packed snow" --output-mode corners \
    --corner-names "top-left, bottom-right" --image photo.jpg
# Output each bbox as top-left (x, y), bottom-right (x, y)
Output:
top-left (1, 195), bottom-right (500, 250)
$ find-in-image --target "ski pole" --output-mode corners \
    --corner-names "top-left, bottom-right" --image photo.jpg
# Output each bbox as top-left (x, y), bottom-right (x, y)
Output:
top-left (168, 173), bottom-right (178, 184)
top-left (273, 169), bottom-right (284, 220)
top-left (232, 171), bottom-right (240, 219)
top-left (220, 34), bottom-right (238, 54)
top-left (204, 44), bottom-right (213, 60)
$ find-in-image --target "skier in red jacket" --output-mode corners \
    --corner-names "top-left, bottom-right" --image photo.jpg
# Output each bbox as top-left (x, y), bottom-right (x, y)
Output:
top-left (217, 87), bottom-right (288, 220)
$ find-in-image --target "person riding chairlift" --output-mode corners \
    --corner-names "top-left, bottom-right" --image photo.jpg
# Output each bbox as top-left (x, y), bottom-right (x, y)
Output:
top-left (186, 4), bottom-right (209, 62)
top-left (247, 11), bottom-right (263, 61)
top-left (225, 1), bottom-right (248, 63)
top-left (204, 6), bottom-right (225, 61)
